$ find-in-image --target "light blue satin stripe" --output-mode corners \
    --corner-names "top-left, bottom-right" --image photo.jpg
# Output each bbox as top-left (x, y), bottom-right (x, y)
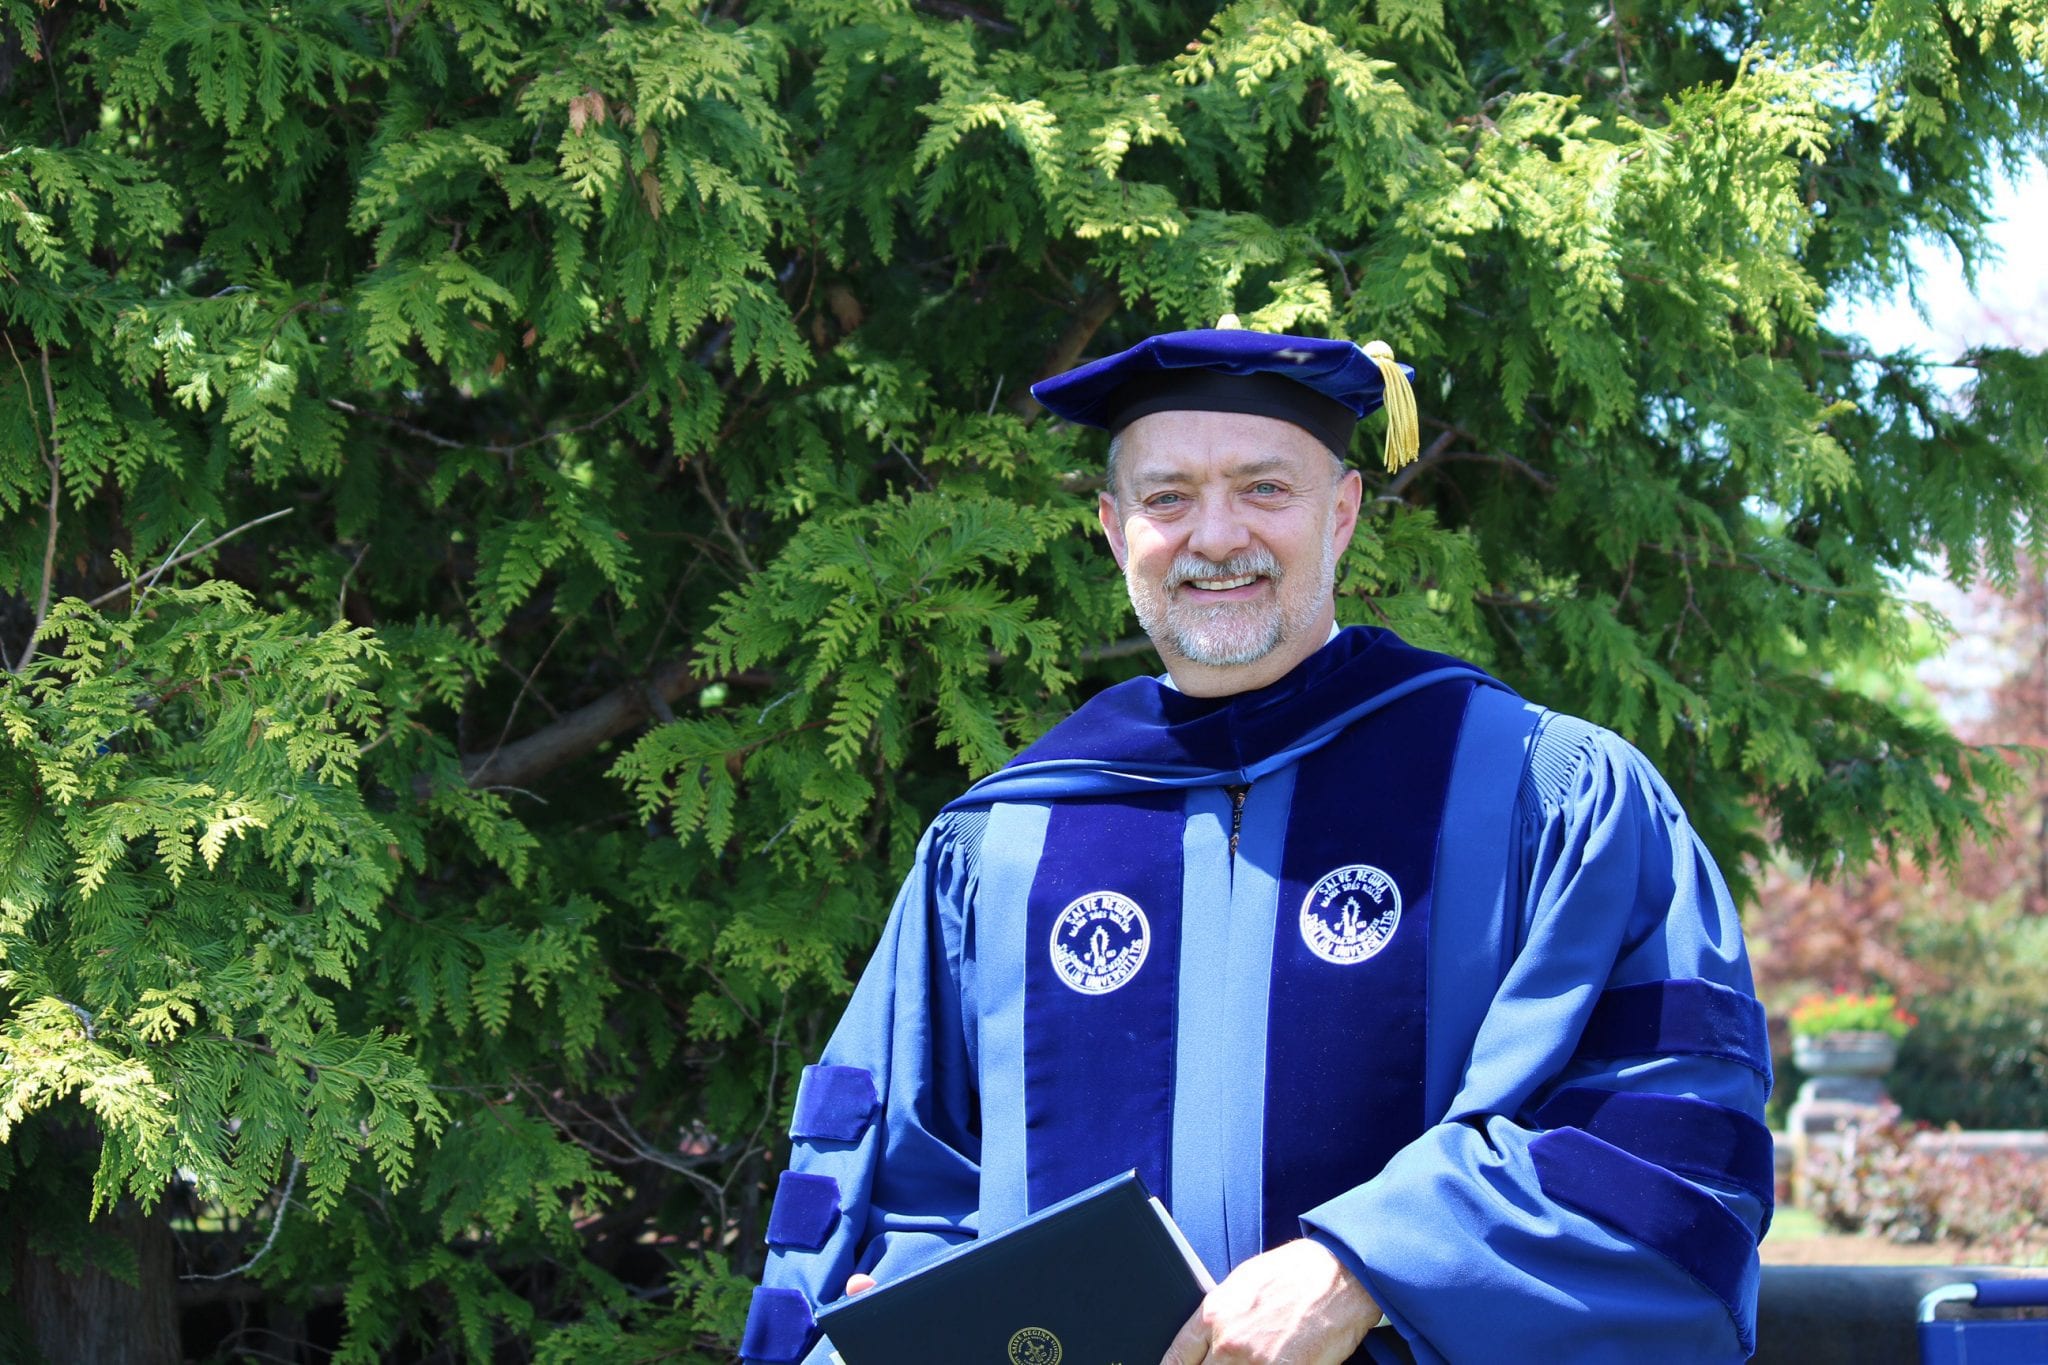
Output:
top-left (1223, 763), bottom-right (1295, 1269)
top-left (975, 801), bottom-right (1050, 1237)
top-left (944, 669), bottom-right (1502, 809)
top-left (1426, 691), bottom-right (1545, 1119)
top-left (1169, 787), bottom-right (1235, 1276)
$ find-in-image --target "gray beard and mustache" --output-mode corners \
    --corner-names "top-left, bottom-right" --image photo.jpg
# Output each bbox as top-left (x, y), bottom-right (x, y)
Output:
top-left (1124, 528), bottom-right (1339, 668)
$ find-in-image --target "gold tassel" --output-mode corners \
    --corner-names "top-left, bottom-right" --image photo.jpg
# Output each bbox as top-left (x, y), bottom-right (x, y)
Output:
top-left (1362, 340), bottom-right (1418, 473)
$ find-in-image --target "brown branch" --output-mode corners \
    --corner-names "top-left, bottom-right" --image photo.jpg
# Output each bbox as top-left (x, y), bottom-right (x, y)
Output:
top-left (385, 0), bottom-right (429, 57)
top-left (336, 541), bottom-right (369, 621)
top-left (1379, 429), bottom-right (1457, 498)
top-left (987, 633), bottom-right (1160, 668)
top-left (691, 456), bottom-right (758, 576)
top-left (455, 661), bottom-right (771, 790)
top-left (911, 0), bottom-right (1017, 32)
top-left (1382, 426), bottom-right (1553, 499)
top-left (154, 666), bottom-right (256, 705)
top-left (179, 1158), bottom-right (299, 1282)
top-left (1645, 542), bottom-right (1880, 600)
top-left (1, 332), bottom-right (44, 456)
top-left (85, 509), bottom-right (297, 608)
top-left (1607, 0), bottom-right (1632, 97)
top-left (1818, 347), bottom-right (1988, 371)
top-left (453, 629), bottom-right (1163, 794)
top-left (11, 346), bottom-right (63, 672)
top-left (470, 617), bottom-right (575, 780)
top-left (1079, 634), bottom-right (1159, 664)
top-left (326, 383), bottom-right (649, 456)
top-left (1011, 287), bottom-right (1119, 421)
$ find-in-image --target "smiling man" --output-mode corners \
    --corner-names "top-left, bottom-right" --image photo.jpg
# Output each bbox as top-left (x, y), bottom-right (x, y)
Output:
top-left (1103, 405), bottom-right (1357, 695)
top-left (742, 326), bottom-right (1773, 1365)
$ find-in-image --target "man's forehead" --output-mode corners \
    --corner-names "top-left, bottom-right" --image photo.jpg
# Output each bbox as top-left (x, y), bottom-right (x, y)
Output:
top-left (1117, 410), bottom-right (1334, 484)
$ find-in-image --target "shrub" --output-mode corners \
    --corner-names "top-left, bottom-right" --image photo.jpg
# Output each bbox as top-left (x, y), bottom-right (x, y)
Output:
top-left (1890, 900), bottom-right (2048, 1130)
top-left (1805, 1108), bottom-right (2048, 1264)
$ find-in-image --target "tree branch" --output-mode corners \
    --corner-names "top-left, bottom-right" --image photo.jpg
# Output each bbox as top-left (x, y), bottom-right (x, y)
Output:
top-left (336, 540), bottom-right (370, 621)
top-left (180, 1158), bottom-right (299, 1282)
top-left (1382, 424), bottom-right (1553, 499)
top-left (454, 662), bottom-right (770, 790)
top-left (691, 457), bottom-right (758, 576)
top-left (1818, 347), bottom-right (1988, 371)
top-left (11, 347), bottom-right (64, 673)
top-left (327, 383), bottom-right (650, 456)
top-left (986, 633), bottom-right (1161, 668)
top-left (470, 617), bottom-right (575, 780)
top-left (911, 0), bottom-right (1017, 32)
top-left (85, 509), bottom-right (297, 608)
top-left (1079, 634), bottom-right (1158, 664)
top-left (1011, 287), bottom-right (1119, 420)
top-left (449, 629), bottom-right (1165, 795)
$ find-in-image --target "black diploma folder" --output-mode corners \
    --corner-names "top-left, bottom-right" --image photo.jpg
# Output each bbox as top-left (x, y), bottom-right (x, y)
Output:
top-left (815, 1170), bottom-right (1215, 1365)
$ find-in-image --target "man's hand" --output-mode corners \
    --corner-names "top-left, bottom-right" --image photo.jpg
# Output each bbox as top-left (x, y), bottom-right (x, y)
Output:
top-left (1160, 1238), bottom-right (1378, 1365)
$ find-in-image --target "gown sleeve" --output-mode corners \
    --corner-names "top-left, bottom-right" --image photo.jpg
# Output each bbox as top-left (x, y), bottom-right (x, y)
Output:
top-left (1299, 714), bottom-right (1773, 1364)
top-left (739, 813), bottom-right (986, 1365)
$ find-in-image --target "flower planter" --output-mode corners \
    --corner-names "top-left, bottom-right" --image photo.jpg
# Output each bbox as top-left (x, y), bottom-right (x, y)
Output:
top-left (1784, 1018), bottom-right (1912, 1207)
top-left (1792, 1030), bottom-right (1900, 1079)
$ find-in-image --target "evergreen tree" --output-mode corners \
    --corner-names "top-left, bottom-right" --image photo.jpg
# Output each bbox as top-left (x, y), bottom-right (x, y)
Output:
top-left (3, 0), bottom-right (2046, 1357)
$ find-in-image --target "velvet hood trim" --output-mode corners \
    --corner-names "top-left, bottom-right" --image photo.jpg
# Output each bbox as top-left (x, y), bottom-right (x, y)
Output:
top-left (946, 626), bottom-right (1507, 807)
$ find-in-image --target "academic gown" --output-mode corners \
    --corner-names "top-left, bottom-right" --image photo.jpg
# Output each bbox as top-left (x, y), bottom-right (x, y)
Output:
top-left (744, 627), bottom-right (1772, 1365)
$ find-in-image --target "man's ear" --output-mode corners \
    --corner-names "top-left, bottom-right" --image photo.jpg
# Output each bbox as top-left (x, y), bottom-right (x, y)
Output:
top-left (1098, 491), bottom-right (1129, 571)
top-left (1331, 468), bottom-right (1363, 552)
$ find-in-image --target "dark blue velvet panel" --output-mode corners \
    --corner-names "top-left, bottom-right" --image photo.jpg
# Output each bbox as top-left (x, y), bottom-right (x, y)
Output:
top-left (1259, 682), bottom-right (1471, 1251)
top-left (740, 1286), bottom-right (816, 1363)
top-left (1534, 1087), bottom-right (1776, 1223)
top-left (790, 1064), bottom-right (878, 1143)
top-left (1576, 978), bottom-right (1771, 1083)
top-left (989, 627), bottom-right (1491, 777)
top-left (766, 1171), bottom-right (842, 1251)
top-left (1530, 1126), bottom-right (1759, 1354)
top-left (1022, 793), bottom-right (1185, 1214)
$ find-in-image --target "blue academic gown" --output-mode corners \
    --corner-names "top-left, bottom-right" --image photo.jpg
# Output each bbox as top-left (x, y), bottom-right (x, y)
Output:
top-left (744, 627), bottom-right (1772, 1364)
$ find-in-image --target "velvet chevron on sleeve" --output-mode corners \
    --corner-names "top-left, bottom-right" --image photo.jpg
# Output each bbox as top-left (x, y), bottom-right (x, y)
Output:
top-left (743, 814), bottom-right (988, 1365)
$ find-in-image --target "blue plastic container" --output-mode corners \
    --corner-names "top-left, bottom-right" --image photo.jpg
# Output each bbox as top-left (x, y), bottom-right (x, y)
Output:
top-left (1919, 1279), bottom-right (2048, 1364)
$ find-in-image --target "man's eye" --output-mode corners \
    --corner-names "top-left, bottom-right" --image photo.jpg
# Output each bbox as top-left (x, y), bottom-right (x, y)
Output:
top-left (1147, 492), bottom-right (1185, 507)
top-left (1250, 482), bottom-right (1283, 495)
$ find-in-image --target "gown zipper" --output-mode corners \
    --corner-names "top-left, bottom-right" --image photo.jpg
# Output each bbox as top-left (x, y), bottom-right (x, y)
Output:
top-left (1228, 783), bottom-right (1250, 860)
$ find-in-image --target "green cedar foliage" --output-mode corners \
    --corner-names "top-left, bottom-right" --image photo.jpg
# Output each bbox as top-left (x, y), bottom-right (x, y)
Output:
top-left (2, 0), bottom-right (2045, 1356)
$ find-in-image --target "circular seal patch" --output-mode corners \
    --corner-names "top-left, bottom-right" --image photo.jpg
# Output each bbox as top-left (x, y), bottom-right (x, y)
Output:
top-left (1048, 891), bottom-right (1150, 995)
top-left (1008, 1327), bottom-right (1062, 1365)
top-left (1299, 864), bottom-right (1403, 966)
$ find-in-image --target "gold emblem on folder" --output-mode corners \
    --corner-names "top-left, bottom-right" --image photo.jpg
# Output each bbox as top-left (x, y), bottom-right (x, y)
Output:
top-left (1007, 1325), bottom-right (1062, 1365)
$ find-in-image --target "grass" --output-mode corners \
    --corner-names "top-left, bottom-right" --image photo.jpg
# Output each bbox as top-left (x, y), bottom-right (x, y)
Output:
top-left (1766, 1207), bottom-right (1828, 1241)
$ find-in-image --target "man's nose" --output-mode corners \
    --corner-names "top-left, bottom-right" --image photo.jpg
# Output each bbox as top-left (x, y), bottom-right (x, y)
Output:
top-left (1185, 494), bottom-right (1252, 562)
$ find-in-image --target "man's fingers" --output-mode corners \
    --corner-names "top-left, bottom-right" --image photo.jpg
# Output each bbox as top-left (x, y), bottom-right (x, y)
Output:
top-left (1159, 1307), bottom-right (1208, 1365)
top-left (845, 1273), bottom-right (877, 1296)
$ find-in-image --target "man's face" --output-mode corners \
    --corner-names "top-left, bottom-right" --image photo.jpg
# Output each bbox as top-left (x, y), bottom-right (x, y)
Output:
top-left (1098, 408), bottom-right (1362, 696)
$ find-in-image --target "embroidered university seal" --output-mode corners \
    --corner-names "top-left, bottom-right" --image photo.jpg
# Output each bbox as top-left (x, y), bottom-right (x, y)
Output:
top-left (1048, 891), bottom-right (1149, 995)
top-left (1300, 864), bottom-right (1402, 965)
top-left (1008, 1326), bottom-right (1062, 1365)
